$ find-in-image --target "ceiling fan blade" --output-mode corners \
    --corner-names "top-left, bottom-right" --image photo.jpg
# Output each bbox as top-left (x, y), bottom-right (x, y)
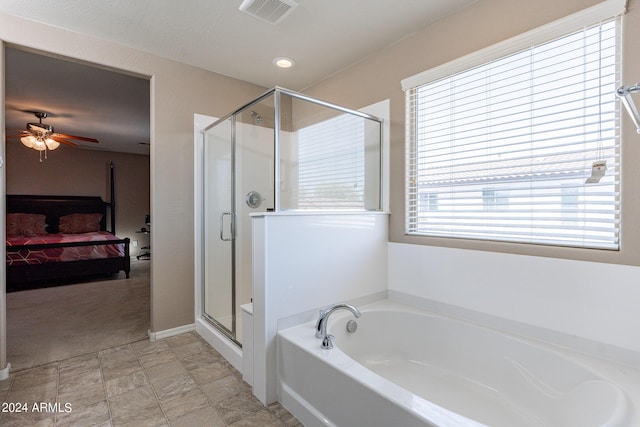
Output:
top-left (50, 136), bottom-right (78, 147)
top-left (11, 108), bottom-right (58, 117)
top-left (52, 133), bottom-right (99, 143)
top-left (6, 130), bottom-right (30, 138)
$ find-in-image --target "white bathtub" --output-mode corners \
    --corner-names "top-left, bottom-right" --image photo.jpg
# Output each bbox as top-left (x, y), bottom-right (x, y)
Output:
top-left (277, 300), bottom-right (633, 427)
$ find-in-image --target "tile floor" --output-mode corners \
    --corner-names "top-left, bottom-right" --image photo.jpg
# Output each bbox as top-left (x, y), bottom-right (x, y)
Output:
top-left (0, 332), bottom-right (302, 426)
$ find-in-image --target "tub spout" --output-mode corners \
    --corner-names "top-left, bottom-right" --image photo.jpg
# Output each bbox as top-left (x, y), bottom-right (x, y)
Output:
top-left (315, 303), bottom-right (361, 349)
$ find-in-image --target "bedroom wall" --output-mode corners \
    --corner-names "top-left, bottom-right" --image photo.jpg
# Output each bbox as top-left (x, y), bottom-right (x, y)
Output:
top-left (0, 12), bottom-right (267, 341)
top-left (5, 143), bottom-right (150, 257)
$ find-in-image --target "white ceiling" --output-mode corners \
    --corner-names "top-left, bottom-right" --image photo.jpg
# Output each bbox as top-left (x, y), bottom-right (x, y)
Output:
top-left (1, 0), bottom-right (477, 154)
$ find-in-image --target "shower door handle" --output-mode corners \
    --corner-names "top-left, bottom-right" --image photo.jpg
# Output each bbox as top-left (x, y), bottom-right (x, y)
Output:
top-left (220, 212), bottom-right (236, 241)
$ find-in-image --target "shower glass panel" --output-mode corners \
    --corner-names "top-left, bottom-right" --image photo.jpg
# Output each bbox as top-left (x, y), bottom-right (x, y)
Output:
top-left (203, 93), bottom-right (275, 344)
top-left (279, 93), bottom-right (381, 211)
top-left (202, 88), bottom-right (381, 345)
top-left (203, 116), bottom-right (234, 336)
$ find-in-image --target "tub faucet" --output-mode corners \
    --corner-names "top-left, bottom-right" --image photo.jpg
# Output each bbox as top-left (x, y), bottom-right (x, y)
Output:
top-left (315, 303), bottom-right (361, 349)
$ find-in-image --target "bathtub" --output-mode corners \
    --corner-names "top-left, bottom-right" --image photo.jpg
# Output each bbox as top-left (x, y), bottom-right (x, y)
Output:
top-left (277, 300), bottom-right (633, 427)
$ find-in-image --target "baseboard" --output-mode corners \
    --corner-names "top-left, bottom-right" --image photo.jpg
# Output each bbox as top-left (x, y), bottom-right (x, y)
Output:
top-left (148, 324), bottom-right (196, 342)
top-left (0, 363), bottom-right (10, 381)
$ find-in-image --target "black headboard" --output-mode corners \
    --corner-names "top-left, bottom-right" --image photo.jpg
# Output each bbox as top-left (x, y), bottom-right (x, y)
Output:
top-left (6, 195), bottom-right (111, 234)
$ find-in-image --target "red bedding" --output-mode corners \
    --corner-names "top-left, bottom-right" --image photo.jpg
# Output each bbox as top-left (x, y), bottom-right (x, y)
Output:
top-left (6, 231), bottom-right (125, 266)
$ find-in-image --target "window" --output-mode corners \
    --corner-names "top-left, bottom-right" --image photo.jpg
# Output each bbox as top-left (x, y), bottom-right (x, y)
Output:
top-left (482, 189), bottom-right (508, 212)
top-left (420, 192), bottom-right (438, 212)
top-left (403, 1), bottom-right (624, 249)
top-left (297, 114), bottom-right (365, 209)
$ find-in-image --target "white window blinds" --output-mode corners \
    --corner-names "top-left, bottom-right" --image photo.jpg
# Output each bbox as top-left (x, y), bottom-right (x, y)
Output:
top-left (403, 6), bottom-right (622, 249)
top-left (297, 114), bottom-right (365, 209)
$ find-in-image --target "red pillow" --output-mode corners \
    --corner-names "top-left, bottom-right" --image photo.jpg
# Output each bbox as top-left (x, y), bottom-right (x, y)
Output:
top-left (6, 213), bottom-right (21, 236)
top-left (59, 213), bottom-right (103, 234)
top-left (6, 213), bottom-right (47, 236)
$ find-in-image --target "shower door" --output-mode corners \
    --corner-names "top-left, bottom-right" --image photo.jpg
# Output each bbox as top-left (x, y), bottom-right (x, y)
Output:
top-left (203, 116), bottom-right (236, 339)
top-left (202, 96), bottom-right (275, 344)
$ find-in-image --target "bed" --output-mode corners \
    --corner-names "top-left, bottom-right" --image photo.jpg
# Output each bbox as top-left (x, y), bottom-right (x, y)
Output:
top-left (6, 195), bottom-right (131, 291)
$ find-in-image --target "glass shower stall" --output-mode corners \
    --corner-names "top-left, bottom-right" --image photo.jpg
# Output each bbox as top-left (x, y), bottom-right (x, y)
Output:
top-left (201, 87), bottom-right (382, 344)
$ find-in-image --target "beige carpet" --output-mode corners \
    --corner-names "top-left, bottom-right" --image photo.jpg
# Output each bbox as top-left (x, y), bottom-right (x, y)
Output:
top-left (7, 259), bottom-right (150, 372)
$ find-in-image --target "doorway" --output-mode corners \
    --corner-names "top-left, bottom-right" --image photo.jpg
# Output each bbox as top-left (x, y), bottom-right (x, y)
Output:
top-left (3, 46), bottom-right (151, 370)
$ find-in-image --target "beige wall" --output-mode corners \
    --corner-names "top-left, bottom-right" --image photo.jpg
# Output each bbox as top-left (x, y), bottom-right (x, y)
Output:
top-left (5, 143), bottom-right (150, 257)
top-left (0, 13), bottom-right (267, 336)
top-left (304, 0), bottom-right (640, 266)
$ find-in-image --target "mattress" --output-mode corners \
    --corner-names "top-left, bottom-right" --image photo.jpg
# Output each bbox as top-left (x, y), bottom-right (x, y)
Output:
top-left (6, 231), bottom-right (125, 266)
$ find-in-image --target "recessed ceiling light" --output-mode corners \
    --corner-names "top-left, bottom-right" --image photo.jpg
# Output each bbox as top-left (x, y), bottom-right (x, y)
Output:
top-left (273, 57), bottom-right (295, 68)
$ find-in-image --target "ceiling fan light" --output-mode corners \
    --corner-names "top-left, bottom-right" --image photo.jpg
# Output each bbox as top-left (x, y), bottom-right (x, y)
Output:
top-left (45, 138), bottom-right (60, 150)
top-left (20, 135), bottom-right (37, 148)
top-left (32, 139), bottom-right (47, 151)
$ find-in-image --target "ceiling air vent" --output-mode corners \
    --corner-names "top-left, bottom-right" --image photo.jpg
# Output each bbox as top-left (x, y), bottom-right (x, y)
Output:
top-left (239, 0), bottom-right (298, 25)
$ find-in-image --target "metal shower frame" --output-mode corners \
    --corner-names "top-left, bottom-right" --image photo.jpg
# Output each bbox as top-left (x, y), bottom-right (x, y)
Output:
top-left (203, 86), bottom-right (384, 212)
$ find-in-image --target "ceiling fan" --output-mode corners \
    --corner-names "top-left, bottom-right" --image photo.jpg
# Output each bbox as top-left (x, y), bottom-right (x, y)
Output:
top-left (7, 111), bottom-right (99, 160)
